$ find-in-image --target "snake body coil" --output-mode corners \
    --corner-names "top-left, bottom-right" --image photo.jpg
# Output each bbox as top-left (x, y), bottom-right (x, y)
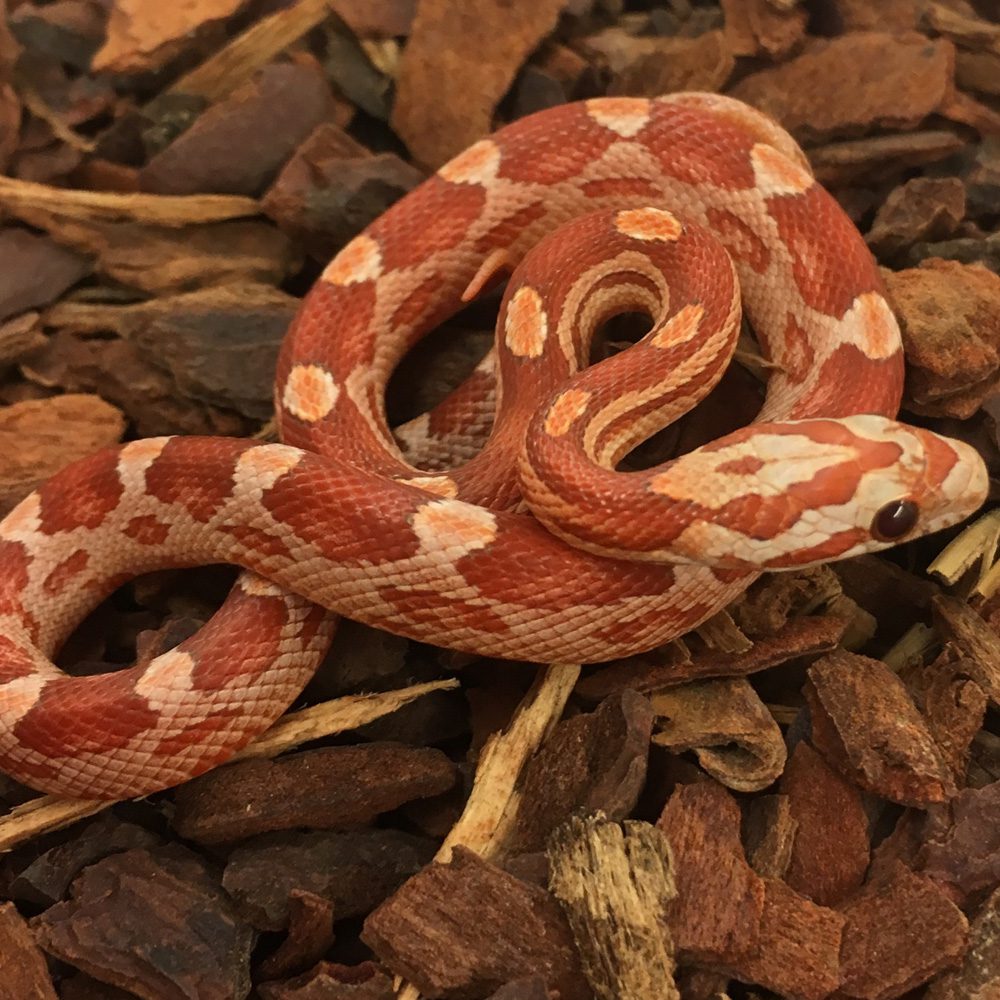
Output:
top-left (0, 94), bottom-right (987, 798)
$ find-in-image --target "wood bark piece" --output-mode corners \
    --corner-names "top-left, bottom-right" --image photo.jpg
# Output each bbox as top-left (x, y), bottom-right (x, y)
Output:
top-left (820, 0), bottom-right (921, 31)
top-left (173, 743), bottom-right (457, 843)
top-left (507, 690), bottom-right (653, 853)
top-left (656, 781), bottom-right (764, 964)
top-left (92, 0), bottom-right (247, 74)
top-left (44, 285), bottom-right (297, 420)
top-left (56, 972), bottom-right (137, 1000)
top-left (922, 780), bottom-right (1000, 899)
top-left (0, 174), bottom-right (260, 225)
top-left (141, 63), bottom-right (340, 197)
top-left (329, 0), bottom-right (416, 39)
top-left (12, 216), bottom-right (296, 295)
top-left (263, 121), bottom-right (424, 262)
top-left (256, 890), bottom-right (336, 980)
top-left (391, 0), bottom-right (566, 167)
top-left (649, 678), bottom-right (786, 792)
top-left (907, 651), bottom-right (987, 782)
top-left (721, 0), bottom-right (807, 58)
top-left (581, 28), bottom-right (734, 96)
top-left (483, 979), bottom-right (549, 1000)
top-left (730, 32), bottom-right (954, 140)
top-left (576, 614), bottom-right (846, 702)
top-left (224, 829), bottom-right (436, 930)
top-left (7, 2), bottom-right (106, 72)
top-left (932, 594), bottom-right (1000, 706)
top-left (744, 794), bottom-right (796, 880)
top-left (8, 812), bottom-right (161, 907)
top-left (805, 650), bottom-right (956, 806)
top-left (436, 663), bottom-right (579, 864)
top-left (958, 50), bottom-right (1000, 97)
top-left (883, 260), bottom-right (1000, 419)
top-left (0, 902), bottom-right (58, 1000)
top-left (780, 741), bottom-right (869, 906)
top-left (0, 227), bottom-right (90, 321)
top-left (158, 0), bottom-right (331, 107)
top-left (0, 310), bottom-right (46, 367)
top-left (839, 863), bottom-right (969, 1000)
top-left (726, 878), bottom-right (843, 1000)
top-left (926, 885), bottom-right (1000, 1000)
top-left (810, 131), bottom-right (966, 186)
top-left (362, 847), bottom-right (592, 1000)
top-left (547, 815), bottom-right (678, 1000)
top-left (31, 845), bottom-right (255, 1000)
top-left (0, 394), bottom-right (125, 513)
top-left (23, 329), bottom-right (252, 439)
top-left (258, 962), bottom-right (395, 1000)
top-left (866, 177), bottom-right (966, 255)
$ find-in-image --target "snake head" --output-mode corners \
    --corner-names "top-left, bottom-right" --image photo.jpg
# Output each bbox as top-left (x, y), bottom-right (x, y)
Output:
top-left (740, 414), bottom-right (990, 570)
top-left (653, 414), bottom-right (989, 571)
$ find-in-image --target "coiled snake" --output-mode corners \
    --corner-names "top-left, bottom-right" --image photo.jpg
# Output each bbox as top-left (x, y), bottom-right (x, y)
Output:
top-left (0, 94), bottom-right (987, 798)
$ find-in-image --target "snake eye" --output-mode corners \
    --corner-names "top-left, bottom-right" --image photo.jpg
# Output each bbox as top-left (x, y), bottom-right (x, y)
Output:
top-left (871, 499), bottom-right (919, 542)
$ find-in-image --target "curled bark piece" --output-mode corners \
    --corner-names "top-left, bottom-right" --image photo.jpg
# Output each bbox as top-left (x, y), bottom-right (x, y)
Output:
top-left (650, 678), bottom-right (786, 792)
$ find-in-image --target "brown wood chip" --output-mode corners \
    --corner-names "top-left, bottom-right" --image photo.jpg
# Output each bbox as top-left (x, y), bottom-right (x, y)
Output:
top-left (805, 649), bottom-right (957, 805)
top-left (173, 742), bottom-right (458, 843)
top-left (656, 781), bottom-right (764, 964)
top-left (0, 902), bottom-right (58, 1000)
top-left (362, 847), bottom-right (591, 1000)
top-left (839, 862), bottom-right (969, 1000)
top-left (391, 0), bottom-right (566, 167)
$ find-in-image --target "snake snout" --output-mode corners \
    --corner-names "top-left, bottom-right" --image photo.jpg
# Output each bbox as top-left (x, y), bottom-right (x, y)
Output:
top-left (913, 429), bottom-right (990, 535)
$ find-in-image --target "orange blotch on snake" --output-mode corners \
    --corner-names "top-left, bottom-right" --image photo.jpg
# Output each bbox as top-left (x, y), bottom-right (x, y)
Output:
top-left (222, 524), bottom-right (293, 559)
top-left (135, 649), bottom-right (196, 701)
top-left (15, 674), bottom-right (161, 755)
top-left (0, 494), bottom-right (40, 541)
top-left (380, 178), bottom-right (487, 272)
top-left (779, 314), bottom-right (817, 383)
top-left (235, 445), bottom-right (303, 491)
top-left (391, 274), bottom-right (446, 334)
top-left (841, 292), bottom-right (901, 360)
top-left (614, 207), bottom-right (683, 243)
top-left (0, 633), bottom-right (37, 682)
top-left (651, 303), bottom-right (705, 349)
top-left (239, 574), bottom-right (287, 597)
top-left (411, 499), bottom-right (498, 557)
top-left (764, 528), bottom-right (870, 568)
top-left (504, 286), bottom-right (548, 358)
top-left (124, 514), bottom-right (171, 546)
top-left (144, 439), bottom-right (239, 522)
top-left (379, 585), bottom-right (511, 634)
top-left (544, 388), bottom-right (592, 437)
top-left (438, 139), bottom-right (501, 186)
top-left (705, 207), bottom-right (771, 274)
top-left (322, 234), bottom-right (382, 286)
top-left (473, 201), bottom-right (547, 261)
top-left (716, 455), bottom-right (766, 476)
top-left (38, 450), bottom-right (123, 534)
top-left (400, 475), bottom-right (459, 499)
top-left (151, 709), bottom-right (247, 762)
top-left (282, 364), bottom-right (340, 423)
top-left (120, 436), bottom-right (170, 471)
top-left (749, 143), bottom-right (813, 199)
top-left (586, 97), bottom-right (651, 138)
top-left (42, 550), bottom-right (89, 595)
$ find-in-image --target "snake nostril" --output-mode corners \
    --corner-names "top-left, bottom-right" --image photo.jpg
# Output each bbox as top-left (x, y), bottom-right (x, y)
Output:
top-left (871, 499), bottom-right (919, 542)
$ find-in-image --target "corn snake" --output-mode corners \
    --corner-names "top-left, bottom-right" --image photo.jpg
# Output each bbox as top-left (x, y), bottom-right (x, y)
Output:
top-left (0, 92), bottom-right (987, 798)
